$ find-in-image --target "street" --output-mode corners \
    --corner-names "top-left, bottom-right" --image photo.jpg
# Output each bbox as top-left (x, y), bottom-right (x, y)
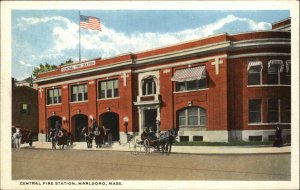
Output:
top-left (12, 149), bottom-right (290, 180)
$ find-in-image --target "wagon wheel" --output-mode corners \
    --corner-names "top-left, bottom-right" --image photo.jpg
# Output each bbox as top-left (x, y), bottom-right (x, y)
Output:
top-left (144, 139), bottom-right (150, 153)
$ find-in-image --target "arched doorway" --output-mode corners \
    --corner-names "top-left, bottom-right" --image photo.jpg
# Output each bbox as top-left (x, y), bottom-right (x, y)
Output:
top-left (100, 112), bottom-right (119, 141)
top-left (72, 114), bottom-right (88, 142)
top-left (48, 116), bottom-right (62, 141)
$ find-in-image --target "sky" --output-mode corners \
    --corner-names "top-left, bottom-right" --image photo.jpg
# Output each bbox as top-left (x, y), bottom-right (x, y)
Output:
top-left (12, 10), bottom-right (290, 80)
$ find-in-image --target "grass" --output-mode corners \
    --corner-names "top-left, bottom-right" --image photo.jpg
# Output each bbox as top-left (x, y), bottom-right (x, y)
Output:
top-left (173, 141), bottom-right (274, 146)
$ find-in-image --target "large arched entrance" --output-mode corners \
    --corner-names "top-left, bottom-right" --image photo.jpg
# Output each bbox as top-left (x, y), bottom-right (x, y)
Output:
top-left (48, 116), bottom-right (62, 141)
top-left (72, 114), bottom-right (88, 142)
top-left (100, 112), bottom-right (119, 141)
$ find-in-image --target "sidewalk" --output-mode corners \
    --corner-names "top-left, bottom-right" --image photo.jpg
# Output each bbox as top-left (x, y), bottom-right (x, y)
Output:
top-left (20, 141), bottom-right (291, 154)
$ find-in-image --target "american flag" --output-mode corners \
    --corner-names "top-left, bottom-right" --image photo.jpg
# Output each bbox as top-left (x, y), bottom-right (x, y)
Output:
top-left (80, 15), bottom-right (101, 31)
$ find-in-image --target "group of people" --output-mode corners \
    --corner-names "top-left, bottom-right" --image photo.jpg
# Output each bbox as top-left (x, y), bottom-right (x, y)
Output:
top-left (11, 127), bottom-right (33, 150)
top-left (141, 127), bottom-right (157, 142)
top-left (49, 121), bottom-right (72, 149)
top-left (82, 119), bottom-right (111, 148)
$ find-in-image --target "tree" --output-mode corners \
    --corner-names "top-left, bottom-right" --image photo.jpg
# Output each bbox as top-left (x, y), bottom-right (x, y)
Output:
top-left (32, 63), bottom-right (58, 78)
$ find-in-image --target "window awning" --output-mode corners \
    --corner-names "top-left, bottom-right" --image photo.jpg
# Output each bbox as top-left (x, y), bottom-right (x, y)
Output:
top-left (247, 61), bottom-right (263, 71)
top-left (268, 60), bottom-right (284, 72)
top-left (171, 66), bottom-right (206, 82)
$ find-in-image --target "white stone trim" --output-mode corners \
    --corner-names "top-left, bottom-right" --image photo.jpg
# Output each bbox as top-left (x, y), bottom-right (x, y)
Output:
top-left (135, 41), bottom-right (230, 65)
top-left (228, 53), bottom-right (290, 59)
top-left (37, 69), bottom-right (131, 88)
top-left (178, 130), bottom-right (229, 142)
top-left (34, 61), bottom-right (133, 83)
top-left (137, 71), bottom-right (160, 97)
top-left (248, 122), bottom-right (291, 126)
top-left (97, 97), bottom-right (120, 101)
top-left (229, 129), bottom-right (291, 142)
top-left (173, 88), bottom-right (209, 94)
top-left (247, 84), bottom-right (291, 87)
top-left (133, 55), bottom-right (227, 74)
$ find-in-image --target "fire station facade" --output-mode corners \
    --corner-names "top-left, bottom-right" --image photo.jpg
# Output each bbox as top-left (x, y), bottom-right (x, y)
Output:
top-left (35, 22), bottom-right (291, 143)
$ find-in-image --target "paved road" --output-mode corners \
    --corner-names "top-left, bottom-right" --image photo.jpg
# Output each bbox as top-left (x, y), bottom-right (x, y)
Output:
top-left (12, 149), bottom-right (290, 180)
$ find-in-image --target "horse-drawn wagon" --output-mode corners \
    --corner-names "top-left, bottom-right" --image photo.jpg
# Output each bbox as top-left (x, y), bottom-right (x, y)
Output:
top-left (133, 127), bottom-right (179, 154)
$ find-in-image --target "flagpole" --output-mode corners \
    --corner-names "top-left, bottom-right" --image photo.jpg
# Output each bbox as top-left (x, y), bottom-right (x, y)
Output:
top-left (79, 11), bottom-right (81, 62)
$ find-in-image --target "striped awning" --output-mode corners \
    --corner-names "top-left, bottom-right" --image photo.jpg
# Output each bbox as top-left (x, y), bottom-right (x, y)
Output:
top-left (171, 66), bottom-right (206, 82)
top-left (247, 61), bottom-right (263, 71)
top-left (268, 60), bottom-right (284, 72)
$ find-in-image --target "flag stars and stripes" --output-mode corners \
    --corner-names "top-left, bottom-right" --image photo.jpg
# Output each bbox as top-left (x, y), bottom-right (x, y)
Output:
top-left (80, 15), bottom-right (101, 31)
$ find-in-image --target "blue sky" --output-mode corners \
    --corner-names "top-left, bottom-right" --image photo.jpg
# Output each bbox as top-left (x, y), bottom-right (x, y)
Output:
top-left (12, 10), bottom-right (290, 80)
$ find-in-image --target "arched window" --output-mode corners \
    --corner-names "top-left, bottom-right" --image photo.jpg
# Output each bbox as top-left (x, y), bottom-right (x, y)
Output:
top-left (142, 76), bottom-right (156, 95)
top-left (177, 107), bottom-right (206, 127)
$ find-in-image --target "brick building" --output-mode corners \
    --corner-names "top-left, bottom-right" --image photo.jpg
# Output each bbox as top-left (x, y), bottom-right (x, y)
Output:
top-left (12, 78), bottom-right (39, 135)
top-left (34, 18), bottom-right (291, 143)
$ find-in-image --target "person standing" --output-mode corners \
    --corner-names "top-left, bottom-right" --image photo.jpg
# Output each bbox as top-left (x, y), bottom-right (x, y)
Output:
top-left (92, 119), bottom-right (99, 131)
top-left (28, 130), bottom-right (33, 147)
top-left (273, 124), bottom-right (283, 147)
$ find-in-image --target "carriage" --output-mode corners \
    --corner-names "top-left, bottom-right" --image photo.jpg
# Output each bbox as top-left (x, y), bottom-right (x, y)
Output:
top-left (134, 128), bottom-right (179, 153)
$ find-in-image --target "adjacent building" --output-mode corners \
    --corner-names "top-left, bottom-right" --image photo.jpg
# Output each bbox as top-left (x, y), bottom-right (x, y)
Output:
top-left (12, 78), bottom-right (39, 135)
top-left (34, 18), bottom-right (291, 143)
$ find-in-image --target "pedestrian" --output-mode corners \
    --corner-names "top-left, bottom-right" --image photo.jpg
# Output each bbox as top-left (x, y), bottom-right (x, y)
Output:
top-left (273, 124), bottom-right (283, 147)
top-left (94, 127), bottom-right (101, 148)
top-left (28, 130), bottom-right (33, 147)
top-left (92, 119), bottom-right (99, 131)
top-left (55, 121), bottom-right (62, 132)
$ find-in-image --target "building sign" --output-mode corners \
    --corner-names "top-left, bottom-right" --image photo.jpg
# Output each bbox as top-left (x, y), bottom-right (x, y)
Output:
top-left (61, 61), bottom-right (95, 72)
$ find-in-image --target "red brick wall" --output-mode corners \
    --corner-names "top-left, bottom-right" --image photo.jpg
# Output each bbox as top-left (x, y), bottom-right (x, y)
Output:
top-left (228, 56), bottom-right (291, 131)
top-left (12, 86), bottom-right (38, 134)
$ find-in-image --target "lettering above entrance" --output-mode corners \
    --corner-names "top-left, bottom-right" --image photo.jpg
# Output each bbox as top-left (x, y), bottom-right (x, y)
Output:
top-left (61, 61), bottom-right (96, 72)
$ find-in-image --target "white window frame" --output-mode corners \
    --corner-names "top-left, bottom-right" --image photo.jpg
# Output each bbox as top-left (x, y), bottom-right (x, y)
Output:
top-left (268, 98), bottom-right (280, 123)
top-left (178, 107), bottom-right (206, 128)
top-left (98, 79), bottom-right (119, 99)
top-left (47, 88), bottom-right (62, 105)
top-left (247, 64), bottom-right (263, 86)
top-left (248, 99), bottom-right (262, 124)
top-left (268, 60), bottom-right (283, 85)
top-left (71, 84), bottom-right (88, 102)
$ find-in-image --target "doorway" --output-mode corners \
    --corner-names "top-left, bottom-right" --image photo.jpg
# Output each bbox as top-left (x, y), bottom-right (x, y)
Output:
top-left (100, 112), bottom-right (119, 141)
top-left (72, 114), bottom-right (88, 142)
top-left (144, 109), bottom-right (157, 132)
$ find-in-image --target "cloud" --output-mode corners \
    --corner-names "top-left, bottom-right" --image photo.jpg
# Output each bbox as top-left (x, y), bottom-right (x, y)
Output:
top-left (16, 14), bottom-right (272, 64)
top-left (19, 60), bottom-right (32, 67)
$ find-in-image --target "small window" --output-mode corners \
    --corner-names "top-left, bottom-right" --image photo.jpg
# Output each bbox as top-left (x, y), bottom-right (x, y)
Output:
top-left (268, 135), bottom-right (276, 142)
top-left (180, 136), bottom-right (189, 142)
top-left (248, 99), bottom-right (262, 123)
top-left (249, 136), bottom-right (262, 142)
top-left (193, 136), bottom-right (203, 142)
top-left (20, 103), bottom-right (31, 115)
top-left (98, 79), bottom-right (119, 99)
top-left (71, 84), bottom-right (88, 102)
top-left (268, 99), bottom-right (279, 123)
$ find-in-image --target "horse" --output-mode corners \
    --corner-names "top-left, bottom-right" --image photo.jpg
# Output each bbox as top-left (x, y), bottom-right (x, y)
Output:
top-left (12, 128), bottom-right (22, 151)
top-left (56, 129), bottom-right (68, 149)
top-left (159, 128), bottom-right (179, 153)
top-left (82, 127), bottom-right (94, 148)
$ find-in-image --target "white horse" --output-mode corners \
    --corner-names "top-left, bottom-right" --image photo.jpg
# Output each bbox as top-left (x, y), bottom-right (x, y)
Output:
top-left (13, 128), bottom-right (22, 151)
